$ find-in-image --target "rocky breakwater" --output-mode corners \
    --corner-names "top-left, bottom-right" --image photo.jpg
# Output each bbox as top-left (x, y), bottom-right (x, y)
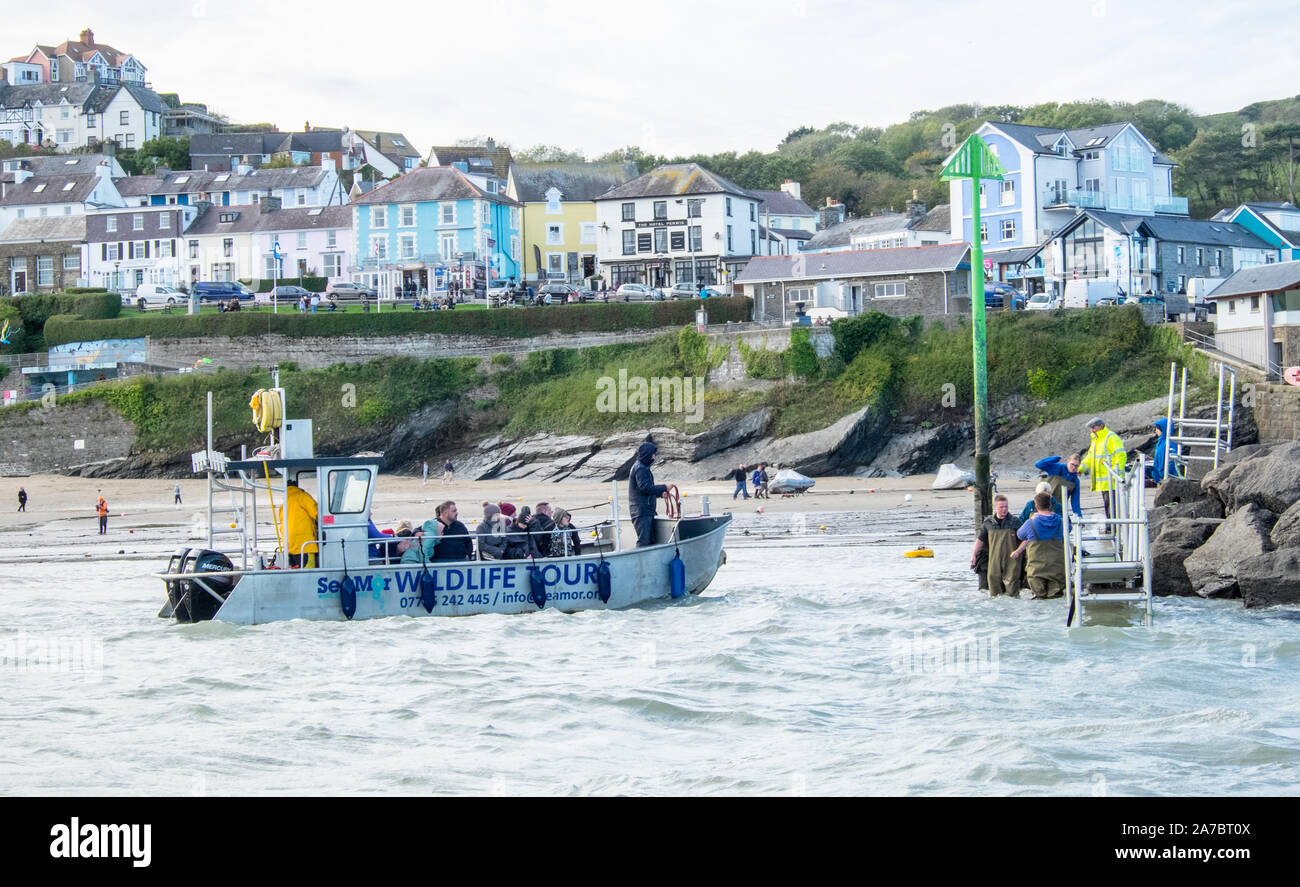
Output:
top-left (449, 404), bottom-right (891, 484)
top-left (1147, 441), bottom-right (1300, 607)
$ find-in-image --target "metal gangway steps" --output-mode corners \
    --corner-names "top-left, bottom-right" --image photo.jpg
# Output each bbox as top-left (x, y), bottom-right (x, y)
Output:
top-left (1063, 453), bottom-right (1153, 626)
top-left (1164, 361), bottom-right (1235, 478)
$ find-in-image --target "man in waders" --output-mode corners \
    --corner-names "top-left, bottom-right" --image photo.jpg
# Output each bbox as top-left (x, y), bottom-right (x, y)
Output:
top-left (971, 493), bottom-right (1023, 596)
top-left (1010, 491), bottom-right (1066, 599)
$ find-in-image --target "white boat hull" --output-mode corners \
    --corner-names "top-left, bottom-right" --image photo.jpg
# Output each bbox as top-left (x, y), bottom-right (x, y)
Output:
top-left (171, 515), bottom-right (732, 625)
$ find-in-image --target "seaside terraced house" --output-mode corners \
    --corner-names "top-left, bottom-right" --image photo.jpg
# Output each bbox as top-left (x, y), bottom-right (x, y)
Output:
top-left (1213, 202), bottom-right (1300, 263)
top-left (945, 121), bottom-right (1190, 295)
top-left (0, 163), bottom-right (125, 230)
top-left (753, 181), bottom-right (818, 255)
top-left (0, 216), bottom-right (86, 295)
top-left (3, 29), bottom-right (147, 87)
top-left (1024, 210), bottom-right (1273, 297)
top-left (189, 127), bottom-right (420, 179)
top-left (82, 204), bottom-right (200, 292)
top-left (801, 197), bottom-right (953, 254)
top-left (0, 81), bottom-right (164, 151)
top-left (114, 162), bottom-right (345, 208)
top-left (426, 140), bottom-right (514, 196)
top-left (593, 163), bottom-right (761, 290)
top-left (351, 166), bottom-right (521, 298)
top-left (507, 160), bottom-right (640, 285)
top-left (1204, 260), bottom-right (1300, 374)
top-left (176, 199), bottom-right (353, 288)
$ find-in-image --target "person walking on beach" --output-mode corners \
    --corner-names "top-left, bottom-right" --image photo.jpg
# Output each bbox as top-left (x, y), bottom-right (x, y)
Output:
top-left (422, 460), bottom-right (429, 485)
top-left (731, 463), bottom-right (750, 500)
top-left (96, 492), bottom-right (109, 535)
top-left (442, 458), bottom-right (455, 485)
top-left (173, 483), bottom-right (182, 506)
top-left (17, 487), bottom-right (27, 512)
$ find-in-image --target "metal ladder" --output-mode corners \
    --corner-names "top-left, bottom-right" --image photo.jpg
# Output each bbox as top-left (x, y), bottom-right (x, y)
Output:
top-left (1164, 361), bottom-right (1235, 479)
top-left (193, 448), bottom-right (255, 570)
top-left (1063, 453), bottom-right (1153, 627)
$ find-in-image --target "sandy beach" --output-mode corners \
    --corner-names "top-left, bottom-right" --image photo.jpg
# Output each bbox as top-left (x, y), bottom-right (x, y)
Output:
top-left (0, 470), bottom-right (1067, 539)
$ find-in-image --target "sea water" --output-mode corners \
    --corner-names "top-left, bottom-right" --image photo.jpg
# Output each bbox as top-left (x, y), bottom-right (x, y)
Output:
top-left (2, 508), bottom-right (1299, 796)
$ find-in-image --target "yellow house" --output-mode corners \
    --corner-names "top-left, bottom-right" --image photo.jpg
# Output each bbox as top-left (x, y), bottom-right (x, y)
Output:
top-left (507, 161), bottom-right (639, 286)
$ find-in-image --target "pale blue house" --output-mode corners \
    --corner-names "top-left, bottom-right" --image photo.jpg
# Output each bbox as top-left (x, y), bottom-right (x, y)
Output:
top-left (350, 166), bottom-right (521, 297)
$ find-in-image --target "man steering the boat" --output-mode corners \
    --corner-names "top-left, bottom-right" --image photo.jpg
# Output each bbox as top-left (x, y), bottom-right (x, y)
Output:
top-left (629, 439), bottom-right (670, 548)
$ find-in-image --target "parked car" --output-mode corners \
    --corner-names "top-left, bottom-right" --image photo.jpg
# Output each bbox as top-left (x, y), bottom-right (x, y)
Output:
top-left (193, 281), bottom-right (254, 303)
top-left (1025, 292), bottom-right (1062, 310)
top-left (130, 283), bottom-right (186, 310)
top-left (269, 285), bottom-right (313, 304)
top-left (616, 283), bottom-right (666, 302)
top-left (574, 287), bottom-right (598, 303)
top-left (325, 281), bottom-right (375, 299)
top-left (984, 283), bottom-right (1024, 310)
top-left (540, 283), bottom-right (577, 303)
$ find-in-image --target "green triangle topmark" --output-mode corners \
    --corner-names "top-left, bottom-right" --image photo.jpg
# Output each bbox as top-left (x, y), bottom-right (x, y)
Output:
top-left (940, 134), bottom-right (1007, 181)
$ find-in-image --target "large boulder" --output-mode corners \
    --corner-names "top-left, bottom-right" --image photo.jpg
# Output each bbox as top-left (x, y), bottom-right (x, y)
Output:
top-left (689, 408), bottom-right (770, 461)
top-left (1237, 550), bottom-right (1300, 608)
top-left (1148, 497), bottom-right (1225, 541)
top-left (1220, 441), bottom-right (1300, 514)
top-left (1151, 518), bottom-right (1222, 597)
top-left (1270, 499), bottom-right (1300, 550)
top-left (1183, 503), bottom-right (1277, 598)
top-left (1199, 444), bottom-right (1277, 509)
top-left (1154, 476), bottom-right (1210, 509)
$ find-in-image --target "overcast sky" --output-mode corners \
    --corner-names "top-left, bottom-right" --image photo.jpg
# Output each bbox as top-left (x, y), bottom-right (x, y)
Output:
top-left (9, 0), bottom-right (1299, 158)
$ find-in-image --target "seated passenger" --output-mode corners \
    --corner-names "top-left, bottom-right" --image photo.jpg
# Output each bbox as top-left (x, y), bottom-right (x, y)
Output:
top-left (399, 519), bottom-right (441, 564)
top-left (431, 500), bottom-right (474, 562)
top-left (503, 505), bottom-right (531, 560)
top-left (526, 502), bottom-right (556, 558)
top-left (477, 502), bottom-right (508, 560)
top-left (549, 508), bottom-right (583, 558)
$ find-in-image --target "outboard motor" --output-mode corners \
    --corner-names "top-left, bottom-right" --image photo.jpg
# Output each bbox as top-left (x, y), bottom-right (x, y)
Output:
top-left (168, 549), bottom-right (239, 623)
top-left (160, 548), bottom-right (193, 619)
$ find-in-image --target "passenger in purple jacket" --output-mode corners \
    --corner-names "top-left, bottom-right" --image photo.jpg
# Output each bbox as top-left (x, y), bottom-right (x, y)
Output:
top-left (1034, 453), bottom-right (1082, 517)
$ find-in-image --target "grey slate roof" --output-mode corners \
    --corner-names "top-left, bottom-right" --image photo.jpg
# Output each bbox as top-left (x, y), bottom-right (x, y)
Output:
top-left (0, 81), bottom-right (96, 110)
top-left (183, 204), bottom-right (352, 237)
top-left (914, 203), bottom-right (951, 232)
top-left (1138, 215), bottom-right (1272, 250)
top-left (3, 153), bottom-right (118, 176)
top-left (510, 161), bottom-right (639, 203)
top-left (115, 166), bottom-right (332, 198)
top-left (113, 174), bottom-right (163, 197)
top-left (350, 165), bottom-right (517, 205)
top-left (803, 213), bottom-right (913, 250)
top-left (354, 130), bottom-right (421, 163)
top-left (1205, 260), bottom-right (1300, 299)
top-left (0, 174), bottom-right (101, 206)
top-left (753, 188), bottom-right (816, 217)
top-left (233, 166), bottom-right (331, 191)
top-left (120, 83), bottom-right (165, 114)
top-left (428, 144), bottom-right (513, 180)
top-left (598, 163), bottom-right (754, 200)
top-left (0, 215), bottom-right (86, 243)
top-left (734, 243), bottom-right (971, 283)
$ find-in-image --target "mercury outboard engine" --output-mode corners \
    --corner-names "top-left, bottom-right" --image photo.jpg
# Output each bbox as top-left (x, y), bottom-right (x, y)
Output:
top-left (161, 548), bottom-right (239, 623)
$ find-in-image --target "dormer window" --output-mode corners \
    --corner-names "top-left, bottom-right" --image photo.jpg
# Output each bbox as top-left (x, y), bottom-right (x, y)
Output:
top-left (219, 212), bottom-right (237, 223)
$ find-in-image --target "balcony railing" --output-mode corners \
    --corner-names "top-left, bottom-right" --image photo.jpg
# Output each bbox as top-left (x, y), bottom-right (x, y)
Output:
top-left (1154, 196), bottom-right (1189, 215)
top-left (1042, 187), bottom-right (1105, 209)
top-left (1110, 193), bottom-right (1154, 212)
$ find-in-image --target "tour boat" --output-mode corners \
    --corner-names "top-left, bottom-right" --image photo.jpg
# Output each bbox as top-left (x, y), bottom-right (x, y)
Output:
top-left (157, 385), bottom-right (731, 625)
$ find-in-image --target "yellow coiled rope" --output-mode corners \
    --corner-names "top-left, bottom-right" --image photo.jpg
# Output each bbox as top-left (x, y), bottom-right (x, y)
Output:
top-left (249, 388), bottom-right (283, 434)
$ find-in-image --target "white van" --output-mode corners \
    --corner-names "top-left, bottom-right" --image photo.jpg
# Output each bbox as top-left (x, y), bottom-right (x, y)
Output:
top-left (1063, 279), bottom-right (1120, 309)
top-left (131, 283), bottom-right (185, 310)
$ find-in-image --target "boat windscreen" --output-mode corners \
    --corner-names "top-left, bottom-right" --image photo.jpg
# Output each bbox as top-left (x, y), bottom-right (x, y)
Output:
top-left (328, 468), bottom-right (371, 514)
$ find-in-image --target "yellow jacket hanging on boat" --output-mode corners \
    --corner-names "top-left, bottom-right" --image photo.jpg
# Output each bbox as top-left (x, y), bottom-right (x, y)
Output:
top-left (1082, 427), bottom-right (1126, 491)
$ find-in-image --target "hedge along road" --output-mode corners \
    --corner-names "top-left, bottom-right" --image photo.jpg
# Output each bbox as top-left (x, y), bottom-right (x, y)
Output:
top-left (42, 297), bottom-right (753, 347)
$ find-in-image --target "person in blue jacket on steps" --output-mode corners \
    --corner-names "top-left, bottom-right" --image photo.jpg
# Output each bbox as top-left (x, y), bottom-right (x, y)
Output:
top-left (1034, 452), bottom-right (1082, 518)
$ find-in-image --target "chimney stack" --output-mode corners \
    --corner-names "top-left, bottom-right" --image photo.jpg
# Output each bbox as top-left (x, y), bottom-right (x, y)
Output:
top-left (485, 137), bottom-right (495, 150)
top-left (304, 120), bottom-right (311, 132)
top-left (260, 196), bottom-right (282, 214)
top-left (193, 200), bottom-right (212, 218)
top-left (15, 168), bottom-right (32, 185)
top-left (80, 28), bottom-right (95, 46)
top-left (780, 180), bottom-right (802, 201)
top-left (905, 190), bottom-right (926, 222)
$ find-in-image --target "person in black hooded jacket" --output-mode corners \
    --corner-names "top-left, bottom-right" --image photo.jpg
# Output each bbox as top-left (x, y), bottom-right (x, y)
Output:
top-left (629, 440), bottom-right (668, 547)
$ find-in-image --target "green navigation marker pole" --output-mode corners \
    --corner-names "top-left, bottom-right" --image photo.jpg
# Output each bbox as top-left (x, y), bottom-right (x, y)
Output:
top-left (940, 134), bottom-right (1007, 529)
